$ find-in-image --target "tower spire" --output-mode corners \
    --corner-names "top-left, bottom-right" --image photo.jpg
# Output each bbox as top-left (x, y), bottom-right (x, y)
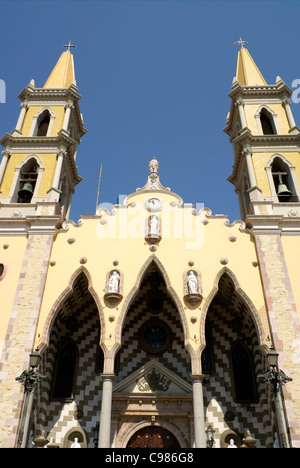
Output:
top-left (43, 48), bottom-right (76, 89)
top-left (235, 44), bottom-right (266, 86)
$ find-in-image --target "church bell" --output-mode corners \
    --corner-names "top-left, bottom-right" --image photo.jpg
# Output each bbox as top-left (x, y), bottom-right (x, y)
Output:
top-left (18, 181), bottom-right (34, 202)
top-left (276, 173), bottom-right (292, 200)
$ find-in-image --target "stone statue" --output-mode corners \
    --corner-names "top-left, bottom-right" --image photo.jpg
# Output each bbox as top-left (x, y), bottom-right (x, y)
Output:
top-left (228, 439), bottom-right (237, 448)
top-left (108, 270), bottom-right (120, 293)
top-left (149, 215), bottom-right (159, 234)
top-left (70, 437), bottom-right (81, 448)
top-left (149, 156), bottom-right (159, 173)
top-left (187, 270), bottom-right (198, 294)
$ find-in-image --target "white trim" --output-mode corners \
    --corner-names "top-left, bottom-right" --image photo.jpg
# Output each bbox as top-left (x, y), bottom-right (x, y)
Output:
top-left (29, 107), bottom-right (55, 137)
top-left (255, 105), bottom-right (280, 135)
top-left (265, 153), bottom-right (300, 202)
top-left (9, 154), bottom-right (45, 202)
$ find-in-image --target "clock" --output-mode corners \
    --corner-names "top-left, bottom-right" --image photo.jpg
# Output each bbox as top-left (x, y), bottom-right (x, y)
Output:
top-left (145, 197), bottom-right (162, 212)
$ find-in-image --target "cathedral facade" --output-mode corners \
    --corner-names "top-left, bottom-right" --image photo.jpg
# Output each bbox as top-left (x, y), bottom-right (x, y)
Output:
top-left (0, 46), bottom-right (299, 448)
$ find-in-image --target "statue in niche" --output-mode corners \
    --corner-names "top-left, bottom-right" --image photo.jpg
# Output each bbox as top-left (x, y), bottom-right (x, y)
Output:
top-left (227, 439), bottom-right (237, 448)
top-left (70, 437), bottom-right (81, 448)
top-left (107, 270), bottom-right (120, 294)
top-left (149, 215), bottom-right (159, 234)
top-left (187, 270), bottom-right (198, 294)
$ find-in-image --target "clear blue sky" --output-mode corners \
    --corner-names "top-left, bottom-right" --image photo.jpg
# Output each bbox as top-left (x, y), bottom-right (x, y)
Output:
top-left (1, 0), bottom-right (300, 223)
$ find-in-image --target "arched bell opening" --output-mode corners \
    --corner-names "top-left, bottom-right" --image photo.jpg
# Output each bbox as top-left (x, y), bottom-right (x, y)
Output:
top-left (200, 271), bottom-right (274, 448)
top-left (35, 271), bottom-right (104, 448)
top-left (17, 157), bottom-right (39, 203)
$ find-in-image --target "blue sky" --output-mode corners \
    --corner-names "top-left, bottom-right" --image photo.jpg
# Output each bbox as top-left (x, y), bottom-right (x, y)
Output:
top-left (1, 0), bottom-right (300, 223)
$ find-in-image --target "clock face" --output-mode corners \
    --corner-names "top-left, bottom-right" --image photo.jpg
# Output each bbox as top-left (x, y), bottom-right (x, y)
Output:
top-left (145, 197), bottom-right (162, 212)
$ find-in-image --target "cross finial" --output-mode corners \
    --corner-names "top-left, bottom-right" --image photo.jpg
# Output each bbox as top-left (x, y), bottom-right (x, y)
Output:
top-left (64, 40), bottom-right (75, 51)
top-left (234, 37), bottom-right (248, 49)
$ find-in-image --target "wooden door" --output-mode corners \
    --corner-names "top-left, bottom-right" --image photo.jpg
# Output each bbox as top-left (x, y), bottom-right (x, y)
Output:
top-left (127, 426), bottom-right (180, 448)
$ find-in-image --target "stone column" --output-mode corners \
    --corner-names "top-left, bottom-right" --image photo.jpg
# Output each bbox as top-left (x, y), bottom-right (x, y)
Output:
top-left (282, 98), bottom-right (296, 131)
top-left (191, 374), bottom-right (206, 448)
top-left (47, 149), bottom-right (66, 202)
top-left (15, 102), bottom-right (28, 134)
top-left (0, 149), bottom-right (11, 188)
top-left (98, 374), bottom-right (115, 448)
top-left (62, 102), bottom-right (73, 132)
top-left (236, 99), bottom-right (247, 129)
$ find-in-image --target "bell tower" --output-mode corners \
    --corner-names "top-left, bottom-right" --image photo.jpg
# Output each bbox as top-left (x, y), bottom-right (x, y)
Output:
top-left (0, 46), bottom-right (86, 232)
top-left (224, 42), bottom-right (300, 231)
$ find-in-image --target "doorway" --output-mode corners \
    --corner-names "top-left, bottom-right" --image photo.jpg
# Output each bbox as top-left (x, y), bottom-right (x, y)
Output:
top-left (127, 426), bottom-right (181, 448)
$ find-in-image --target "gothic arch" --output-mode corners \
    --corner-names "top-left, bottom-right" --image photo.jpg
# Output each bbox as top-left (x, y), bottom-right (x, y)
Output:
top-left (29, 106), bottom-right (55, 137)
top-left (265, 153), bottom-right (300, 202)
top-left (9, 154), bottom-right (45, 202)
top-left (199, 267), bottom-right (267, 366)
top-left (107, 255), bottom-right (194, 374)
top-left (255, 105), bottom-right (280, 135)
top-left (38, 266), bottom-right (104, 354)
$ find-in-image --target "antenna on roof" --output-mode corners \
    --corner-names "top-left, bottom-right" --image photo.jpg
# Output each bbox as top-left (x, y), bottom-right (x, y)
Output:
top-left (95, 163), bottom-right (103, 214)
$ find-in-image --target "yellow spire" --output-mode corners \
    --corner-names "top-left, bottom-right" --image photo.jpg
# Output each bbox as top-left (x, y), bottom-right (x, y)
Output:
top-left (236, 47), bottom-right (267, 86)
top-left (43, 50), bottom-right (75, 89)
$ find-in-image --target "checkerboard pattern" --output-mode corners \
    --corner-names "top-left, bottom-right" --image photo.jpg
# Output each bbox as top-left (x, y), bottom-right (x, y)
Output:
top-left (34, 270), bottom-right (273, 448)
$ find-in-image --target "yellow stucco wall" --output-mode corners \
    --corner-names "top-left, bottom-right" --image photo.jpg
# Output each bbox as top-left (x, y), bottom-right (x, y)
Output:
top-left (244, 103), bottom-right (290, 135)
top-left (21, 105), bottom-right (65, 137)
top-left (251, 151), bottom-right (300, 197)
top-left (0, 153), bottom-right (59, 197)
top-left (34, 190), bottom-right (269, 356)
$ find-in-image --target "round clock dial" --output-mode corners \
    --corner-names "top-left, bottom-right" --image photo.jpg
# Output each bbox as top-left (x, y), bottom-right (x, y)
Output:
top-left (145, 197), bottom-right (162, 212)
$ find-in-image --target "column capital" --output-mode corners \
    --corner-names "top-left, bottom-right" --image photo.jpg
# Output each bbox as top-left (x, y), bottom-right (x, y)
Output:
top-left (1, 149), bottom-right (11, 158)
top-left (100, 373), bottom-right (116, 382)
top-left (190, 373), bottom-right (205, 383)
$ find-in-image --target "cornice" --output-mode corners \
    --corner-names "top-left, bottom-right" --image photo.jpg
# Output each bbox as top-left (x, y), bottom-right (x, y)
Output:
top-left (0, 132), bottom-right (83, 185)
top-left (17, 84), bottom-right (87, 137)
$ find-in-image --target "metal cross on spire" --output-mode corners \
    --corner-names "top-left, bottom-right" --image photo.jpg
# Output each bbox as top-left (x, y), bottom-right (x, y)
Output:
top-left (234, 37), bottom-right (248, 49)
top-left (64, 40), bottom-right (75, 51)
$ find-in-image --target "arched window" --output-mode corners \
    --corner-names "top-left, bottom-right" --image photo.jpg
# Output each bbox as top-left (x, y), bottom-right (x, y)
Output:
top-left (260, 108), bottom-right (276, 135)
top-left (17, 158), bottom-right (38, 203)
top-left (231, 341), bottom-right (258, 403)
top-left (36, 110), bottom-right (50, 136)
top-left (51, 340), bottom-right (78, 400)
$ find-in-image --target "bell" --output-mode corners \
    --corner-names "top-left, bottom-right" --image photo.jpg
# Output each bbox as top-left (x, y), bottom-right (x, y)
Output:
top-left (18, 181), bottom-right (34, 202)
top-left (277, 183), bottom-right (292, 198)
top-left (276, 173), bottom-right (292, 200)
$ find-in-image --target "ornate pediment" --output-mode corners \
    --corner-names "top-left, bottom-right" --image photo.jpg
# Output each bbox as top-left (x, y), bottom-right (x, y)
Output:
top-left (113, 359), bottom-right (192, 394)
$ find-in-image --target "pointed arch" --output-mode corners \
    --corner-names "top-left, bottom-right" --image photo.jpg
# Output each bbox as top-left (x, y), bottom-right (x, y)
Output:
top-left (109, 255), bottom-right (194, 373)
top-left (255, 105), bottom-right (280, 135)
top-left (265, 153), bottom-right (300, 202)
top-left (29, 106), bottom-right (55, 137)
top-left (199, 267), bottom-right (267, 360)
top-left (9, 154), bottom-right (45, 202)
top-left (38, 266), bottom-right (104, 354)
